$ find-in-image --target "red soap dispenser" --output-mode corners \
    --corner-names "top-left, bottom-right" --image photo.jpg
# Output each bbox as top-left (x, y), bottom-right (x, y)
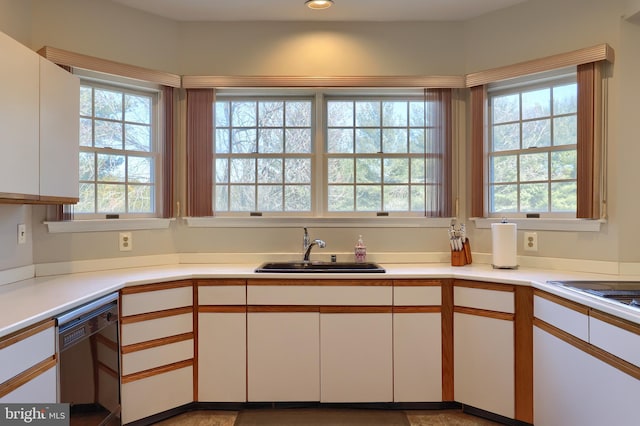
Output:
top-left (355, 235), bottom-right (367, 263)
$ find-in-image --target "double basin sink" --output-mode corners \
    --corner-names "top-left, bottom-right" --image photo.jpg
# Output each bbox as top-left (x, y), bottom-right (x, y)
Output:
top-left (255, 261), bottom-right (385, 273)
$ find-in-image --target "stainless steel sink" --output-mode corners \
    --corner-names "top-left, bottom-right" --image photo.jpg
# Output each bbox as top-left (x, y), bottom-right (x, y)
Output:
top-left (255, 261), bottom-right (385, 273)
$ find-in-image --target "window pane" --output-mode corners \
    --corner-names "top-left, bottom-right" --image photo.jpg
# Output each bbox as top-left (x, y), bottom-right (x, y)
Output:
top-left (492, 123), bottom-right (519, 151)
top-left (520, 182), bottom-right (549, 211)
top-left (327, 129), bottom-right (353, 153)
top-left (95, 120), bottom-right (123, 149)
top-left (356, 101), bottom-right (380, 126)
top-left (384, 185), bottom-right (409, 211)
top-left (520, 153), bottom-right (548, 181)
top-left (384, 158), bottom-right (409, 183)
top-left (230, 159), bottom-right (255, 183)
top-left (128, 156), bottom-right (152, 183)
top-left (492, 94), bottom-right (519, 124)
top-left (355, 129), bottom-right (380, 153)
top-left (230, 185), bottom-right (255, 211)
top-left (80, 86), bottom-right (92, 116)
top-left (231, 129), bottom-right (257, 153)
top-left (80, 118), bottom-right (93, 147)
top-left (215, 102), bottom-right (230, 127)
top-left (97, 184), bottom-right (125, 212)
top-left (286, 101), bottom-right (312, 127)
top-left (327, 101), bottom-right (353, 127)
top-left (409, 129), bottom-right (425, 153)
top-left (382, 101), bottom-right (407, 127)
top-left (356, 158), bottom-right (381, 183)
top-left (522, 88), bottom-right (550, 120)
top-left (411, 185), bottom-right (425, 211)
top-left (553, 116), bottom-right (577, 146)
top-left (491, 155), bottom-right (517, 183)
top-left (286, 129), bottom-right (311, 153)
top-left (551, 181), bottom-right (577, 212)
top-left (285, 185), bottom-right (311, 211)
top-left (94, 89), bottom-right (122, 120)
top-left (79, 152), bottom-right (95, 181)
top-left (97, 154), bottom-right (125, 182)
top-left (258, 185), bottom-right (283, 211)
top-left (522, 119), bottom-right (551, 148)
top-left (125, 123), bottom-right (151, 152)
top-left (258, 129), bottom-right (284, 153)
top-left (259, 101), bottom-right (283, 127)
top-left (232, 102), bottom-right (256, 127)
top-left (356, 185), bottom-right (381, 211)
top-left (257, 158), bottom-right (282, 183)
top-left (216, 129), bottom-right (230, 153)
top-left (77, 183), bottom-right (95, 213)
top-left (215, 185), bottom-right (229, 210)
top-left (410, 158), bottom-right (425, 183)
top-left (328, 158), bottom-right (354, 184)
top-left (328, 185), bottom-right (354, 211)
top-left (409, 101), bottom-right (425, 126)
top-left (382, 129), bottom-right (408, 153)
top-left (285, 158), bottom-right (311, 183)
top-left (215, 158), bottom-right (228, 183)
top-left (124, 94), bottom-right (151, 124)
top-left (491, 184), bottom-right (518, 212)
top-left (128, 185), bottom-right (152, 213)
top-left (551, 150), bottom-right (577, 180)
top-left (553, 84), bottom-right (577, 115)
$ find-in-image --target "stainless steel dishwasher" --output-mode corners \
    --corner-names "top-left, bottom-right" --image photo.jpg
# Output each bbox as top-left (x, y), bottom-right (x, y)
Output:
top-left (56, 292), bottom-right (120, 425)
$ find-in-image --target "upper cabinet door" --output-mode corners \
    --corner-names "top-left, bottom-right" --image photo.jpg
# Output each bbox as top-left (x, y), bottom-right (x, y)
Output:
top-left (0, 32), bottom-right (40, 199)
top-left (39, 57), bottom-right (79, 202)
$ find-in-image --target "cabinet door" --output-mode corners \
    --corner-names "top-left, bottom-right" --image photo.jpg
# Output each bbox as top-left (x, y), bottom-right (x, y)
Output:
top-left (534, 326), bottom-right (640, 426)
top-left (454, 312), bottom-right (514, 419)
top-left (393, 311), bottom-right (442, 402)
top-left (0, 364), bottom-right (57, 403)
top-left (199, 310), bottom-right (247, 402)
top-left (320, 311), bottom-right (393, 402)
top-left (39, 57), bottom-right (79, 201)
top-left (0, 31), bottom-right (39, 198)
top-left (247, 311), bottom-right (320, 401)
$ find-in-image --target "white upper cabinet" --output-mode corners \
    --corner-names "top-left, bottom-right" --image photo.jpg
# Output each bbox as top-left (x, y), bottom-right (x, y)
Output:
top-left (39, 57), bottom-right (79, 202)
top-left (0, 31), bottom-right (40, 200)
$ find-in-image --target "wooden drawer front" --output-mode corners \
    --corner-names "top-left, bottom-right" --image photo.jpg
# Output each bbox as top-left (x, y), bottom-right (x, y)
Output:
top-left (121, 365), bottom-right (193, 424)
top-left (248, 285), bottom-right (392, 306)
top-left (394, 286), bottom-right (441, 306)
top-left (454, 287), bottom-right (514, 313)
top-left (122, 339), bottom-right (194, 376)
top-left (0, 324), bottom-right (54, 383)
top-left (589, 315), bottom-right (640, 367)
top-left (199, 285), bottom-right (246, 305)
top-left (0, 364), bottom-right (57, 403)
top-left (121, 286), bottom-right (192, 316)
top-left (534, 295), bottom-right (588, 341)
top-left (121, 313), bottom-right (192, 346)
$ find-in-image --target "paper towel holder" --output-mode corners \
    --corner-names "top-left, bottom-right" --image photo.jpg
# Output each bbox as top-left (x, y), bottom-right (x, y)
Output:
top-left (491, 219), bottom-right (519, 269)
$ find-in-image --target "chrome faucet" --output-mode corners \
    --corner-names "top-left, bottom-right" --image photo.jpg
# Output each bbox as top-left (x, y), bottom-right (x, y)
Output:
top-left (303, 227), bottom-right (326, 262)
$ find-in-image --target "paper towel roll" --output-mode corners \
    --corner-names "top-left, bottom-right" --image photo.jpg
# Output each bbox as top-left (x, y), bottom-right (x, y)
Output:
top-left (491, 222), bottom-right (517, 269)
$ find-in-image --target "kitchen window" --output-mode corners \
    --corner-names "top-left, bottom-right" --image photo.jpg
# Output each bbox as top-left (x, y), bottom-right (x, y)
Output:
top-left (76, 81), bottom-right (162, 218)
top-left (209, 89), bottom-right (452, 218)
top-left (487, 72), bottom-right (578, 215)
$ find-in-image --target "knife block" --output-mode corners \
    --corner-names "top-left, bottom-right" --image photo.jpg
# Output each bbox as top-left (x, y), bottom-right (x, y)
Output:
top-left (451, 238), bottom-right (472, 266)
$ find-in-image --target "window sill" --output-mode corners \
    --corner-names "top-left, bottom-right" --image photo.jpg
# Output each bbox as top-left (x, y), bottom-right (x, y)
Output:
top-left (44, 218), bottom-right (174, 233)
top-left (472, 217), bottom-right (604, 232)
top-left (184, 216), bottom-right (453, 228)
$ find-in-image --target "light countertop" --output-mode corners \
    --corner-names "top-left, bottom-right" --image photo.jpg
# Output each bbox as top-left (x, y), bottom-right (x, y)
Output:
top-left (1, 262), bottom-right (638, 337)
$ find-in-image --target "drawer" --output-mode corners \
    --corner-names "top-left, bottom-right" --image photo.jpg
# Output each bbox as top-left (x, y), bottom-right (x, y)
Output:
top-left (0, 321), bottom-right (55, 383)
top-left (121, 313), bottom-right (193, 346)
top-left (0, 364), bottom-right (57, 403)
top-left (121, 285), bottom-right (192, 316)
top-left (247, 285), bottom-right (392, 306)
top-left (394, 286), bottom-right (441, 306)
top-left (534, 294), bottom-right (589, 341)
top-left (199, 285), bottom-right (246, 305)
top-left (589, 313), bottom-right (640, 367)
top-left (454, 286), bottom-right (514, 313)
top-left (122, 339), bottom-right (194, 375)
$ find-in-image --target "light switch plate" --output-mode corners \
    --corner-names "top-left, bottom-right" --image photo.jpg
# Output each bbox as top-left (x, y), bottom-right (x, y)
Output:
top-left (17, 224), bottom-right (26, 244)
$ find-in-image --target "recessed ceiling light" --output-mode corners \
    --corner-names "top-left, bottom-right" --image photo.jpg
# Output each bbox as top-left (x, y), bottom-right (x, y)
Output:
top-left (306, 0), bottom-right (334, 10)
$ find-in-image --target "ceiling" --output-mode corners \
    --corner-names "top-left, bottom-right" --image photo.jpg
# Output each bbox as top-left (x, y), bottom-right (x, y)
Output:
top-left (110, 0), bottom-right (527, 22)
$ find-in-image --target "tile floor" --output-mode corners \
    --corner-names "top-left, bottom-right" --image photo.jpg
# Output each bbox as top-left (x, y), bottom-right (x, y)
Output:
top-left (154, 408), bottom-right (501, 426)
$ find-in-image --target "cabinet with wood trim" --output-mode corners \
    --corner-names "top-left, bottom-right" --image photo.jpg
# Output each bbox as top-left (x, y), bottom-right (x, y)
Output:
top-left (0, 319), bottom-right (57, 403)
top-left (533, 290), bottom-right (640, 426)
top-left (119, 280), bottom-right (194, 424)
top-left (196, 279), bottom-right (246, 402)
top-left (452, 280), bottom-right (532, 423)
top-left (392, 280), bottom-right (443, 402)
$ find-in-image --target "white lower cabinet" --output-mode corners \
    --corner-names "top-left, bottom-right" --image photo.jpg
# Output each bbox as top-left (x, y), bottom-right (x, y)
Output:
top-left (534, 326), bottom-right (640, 426)
top-left (454, 312), bottom-right (514, 419)
top-left (247, 311), bottom-right (320, 401)
top-left (199, 311), bottom-right (247, 402)
top-left (393, 311), bottom-right (442, 402)
top-left (320, 311), bottom-right (393, 402)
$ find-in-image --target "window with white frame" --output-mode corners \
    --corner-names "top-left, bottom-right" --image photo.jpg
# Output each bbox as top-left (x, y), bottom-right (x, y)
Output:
top-left (212, 91), bottom-right (448, 217)
top-left (77, 81), bottom-right (161, 217)
top-left (487, 70), bottom-right (578, 216)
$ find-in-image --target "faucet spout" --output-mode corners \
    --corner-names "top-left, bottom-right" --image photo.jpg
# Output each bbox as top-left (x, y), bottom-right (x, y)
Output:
top-left (303, 239), bottom-right (326, 262)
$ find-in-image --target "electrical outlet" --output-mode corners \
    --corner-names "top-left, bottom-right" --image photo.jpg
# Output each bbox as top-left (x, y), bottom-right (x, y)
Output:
top-left (17, 224), bottom-right (26, 245)
top-left (119, 232), bottom-right (133, 251)
top-left (524, 232), bottom-right (538, 252)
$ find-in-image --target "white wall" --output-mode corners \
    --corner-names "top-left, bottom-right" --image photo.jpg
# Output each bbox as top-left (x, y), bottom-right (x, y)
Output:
top-left (0, 0), bottom-right (638, 268)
